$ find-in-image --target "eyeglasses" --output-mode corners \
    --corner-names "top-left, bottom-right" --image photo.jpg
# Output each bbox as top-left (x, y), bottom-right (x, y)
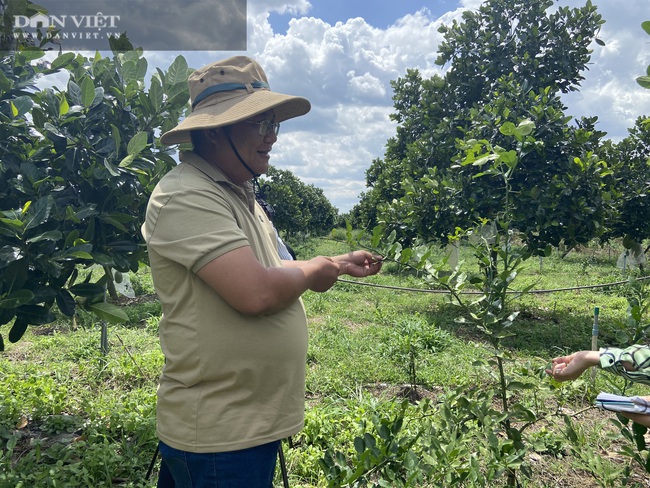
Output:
top-left (244, 119), bottom-right (281, 137)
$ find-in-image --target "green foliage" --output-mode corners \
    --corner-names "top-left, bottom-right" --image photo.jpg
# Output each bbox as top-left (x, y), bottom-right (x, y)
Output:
top-left (320, 399), bottom-right (425, 487)
top-left (345, 121), bottom-right (610, 485)
top-left (0, 0), bottom-right (52, 52)
top-left (378, 80), bottom-right (611, 254)
top-left (426, 241), bottom-right (536, 483)
top-left (614, 415), bottom-right (650, 482)
top-left (354, 0), bottom-right (610, 255)
top-left (0, 39), bottom-right (191, 347)
top-left (260, 165), bottom-right (338, 240)
top-left (562, 416), bottom-right (628, 487)
top-left (0, 323), bottom-right (160, 487)
top-left (608, 279), bottom-right (650, 347)
top-left (378, 315), bottom-right (452, 391)
top-left (436, 0), bottom-right (603, 95)
top-left (599, 116), bottom-right (650, 245)
top-left (320, 379), bottom-right (552, 487)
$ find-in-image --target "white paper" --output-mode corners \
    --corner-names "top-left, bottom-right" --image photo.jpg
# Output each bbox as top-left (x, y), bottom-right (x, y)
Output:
top-left (595, 392), bottom-right (650, 414)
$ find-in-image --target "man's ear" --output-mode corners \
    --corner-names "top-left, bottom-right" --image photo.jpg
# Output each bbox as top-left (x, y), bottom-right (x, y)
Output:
top-left (205, 127), bottom-right (221, 142)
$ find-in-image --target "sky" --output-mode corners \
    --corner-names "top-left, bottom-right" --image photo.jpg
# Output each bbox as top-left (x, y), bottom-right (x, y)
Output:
top-left (38, 0), bottom-right (650, 213)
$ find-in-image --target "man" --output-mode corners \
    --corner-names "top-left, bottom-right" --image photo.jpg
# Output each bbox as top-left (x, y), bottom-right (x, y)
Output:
top-left (142, 56), bottom-right (382, 487)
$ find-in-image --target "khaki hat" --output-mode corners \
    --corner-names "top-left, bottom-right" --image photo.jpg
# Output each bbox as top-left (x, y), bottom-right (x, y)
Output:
top-left (160, 56), bottom-right (311, 145)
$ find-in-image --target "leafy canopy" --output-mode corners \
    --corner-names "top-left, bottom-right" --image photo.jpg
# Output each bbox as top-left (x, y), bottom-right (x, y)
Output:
top-left (354, 0), bottom-right (611, 254)
top-left (260, 166), bottom-right (338, 241)
top-left (0, 27), bottom-right (192, 348)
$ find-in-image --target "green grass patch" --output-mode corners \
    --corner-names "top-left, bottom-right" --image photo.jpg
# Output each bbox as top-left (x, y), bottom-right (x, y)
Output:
top-left (0, 237), bottom-right (648, 486)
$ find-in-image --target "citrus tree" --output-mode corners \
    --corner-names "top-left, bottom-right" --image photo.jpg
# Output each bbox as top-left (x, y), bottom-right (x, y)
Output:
top-left (0, 35), bottom-right (191, 348)
top-left (260, 166), bottom-right (338, 240)
top-left (599, 117), bottom-right (650, 248)
top-left (353, 0), bottom-right (609, 254)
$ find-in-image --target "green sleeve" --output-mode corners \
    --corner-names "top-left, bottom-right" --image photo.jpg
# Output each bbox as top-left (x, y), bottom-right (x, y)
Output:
top-left (599, 345), bottom-right (650, 386)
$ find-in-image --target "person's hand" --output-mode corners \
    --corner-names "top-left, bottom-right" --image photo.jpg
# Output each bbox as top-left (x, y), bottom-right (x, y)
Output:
top-left (332, 251), bottom-right (383, 278)
top-left (545, 350), bottom-right (601, 381)
top-left (620, 399), bottom-right (650, 428)
top-left (306, 256), bottom-right (340, 292)
top-left (620, 412), bottom-right (650, 427)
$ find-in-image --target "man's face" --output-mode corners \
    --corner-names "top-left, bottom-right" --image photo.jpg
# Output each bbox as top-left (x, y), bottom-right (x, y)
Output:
top-left (228, 110), bottom-right (278, 176)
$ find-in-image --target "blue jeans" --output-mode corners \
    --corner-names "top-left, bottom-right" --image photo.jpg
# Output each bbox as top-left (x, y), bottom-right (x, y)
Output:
top-left (157, 440), bottom-right (280, 488)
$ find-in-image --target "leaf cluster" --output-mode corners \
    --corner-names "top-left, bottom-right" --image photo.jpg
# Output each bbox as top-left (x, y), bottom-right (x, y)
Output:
top-left (260, 165), bottom-right (338, 241)
top-left (0, 30), bottom-right (192, 347)
top-left (353, 0), bottom-right (619, 256)
top-left (598, 116), bottom-right (650, 245)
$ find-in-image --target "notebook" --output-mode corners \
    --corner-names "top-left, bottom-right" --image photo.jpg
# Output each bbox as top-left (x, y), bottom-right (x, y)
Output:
top-left (595, 392), bottom-right (650, 414)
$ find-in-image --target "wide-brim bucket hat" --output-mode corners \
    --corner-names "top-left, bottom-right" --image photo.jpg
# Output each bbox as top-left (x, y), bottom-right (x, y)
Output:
top-left (160, 56), bottom-right (311, 145)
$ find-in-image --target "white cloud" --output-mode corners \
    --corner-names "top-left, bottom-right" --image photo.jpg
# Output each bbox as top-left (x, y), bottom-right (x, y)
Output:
top-left (237, 4), bottom-right (455, 211)
top-left (270, 103), bottom-right (396, 211)
top-left (459, 0), bottom-right (484, 9)
top-left (560, 0), bottom-right (650, 140)
top-left (38, 0), bottom-right (650, 213)
top-left (347, 71), bottom-right (386, 101)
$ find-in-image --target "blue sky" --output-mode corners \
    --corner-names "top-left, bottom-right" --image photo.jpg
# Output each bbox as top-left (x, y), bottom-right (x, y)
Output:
top-left (62, 0), bottom-right (649, 212)
top-left (268, 0), bottom-right (460, 30)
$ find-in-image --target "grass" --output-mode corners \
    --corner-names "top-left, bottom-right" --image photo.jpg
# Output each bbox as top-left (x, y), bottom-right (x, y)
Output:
top-left (0, 236), bottom-right (648, 487)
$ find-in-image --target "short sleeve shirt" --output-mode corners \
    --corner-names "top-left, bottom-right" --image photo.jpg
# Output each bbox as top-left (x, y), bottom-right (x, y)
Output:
top-left (142, 151), bottom-right (308, 453)
top-left (600, 345), bottom-right (650, 386)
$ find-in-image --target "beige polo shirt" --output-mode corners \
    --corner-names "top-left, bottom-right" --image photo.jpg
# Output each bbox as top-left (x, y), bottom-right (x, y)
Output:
top-left (142, 151), bottom-right (308, 453)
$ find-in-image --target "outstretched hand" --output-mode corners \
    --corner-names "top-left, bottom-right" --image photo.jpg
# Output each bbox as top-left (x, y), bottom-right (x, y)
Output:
top-left (545, 350), bottom-right (600, 382)
top-left (333, 251), bottom-right (383, 278)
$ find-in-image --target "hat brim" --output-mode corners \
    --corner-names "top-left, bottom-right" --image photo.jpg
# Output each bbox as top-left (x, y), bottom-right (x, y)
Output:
top-left (160, 90), bottom-right (311, 145)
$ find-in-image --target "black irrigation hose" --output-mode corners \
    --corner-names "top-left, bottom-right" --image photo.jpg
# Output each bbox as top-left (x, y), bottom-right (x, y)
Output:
top-left (336, 274), bottom-right (650, 295)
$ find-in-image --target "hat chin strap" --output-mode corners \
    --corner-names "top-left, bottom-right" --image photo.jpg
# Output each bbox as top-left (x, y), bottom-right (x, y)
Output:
top-left (222, 128), bottom-right (277, 219)
top-left (224, 127), bottom-right (261, 179)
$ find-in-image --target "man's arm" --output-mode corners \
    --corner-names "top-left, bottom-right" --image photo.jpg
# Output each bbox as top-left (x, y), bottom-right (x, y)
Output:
top-left (197, 246), bottom-right (340, 315)
top-left (283, 251), bottom-right (383, 278)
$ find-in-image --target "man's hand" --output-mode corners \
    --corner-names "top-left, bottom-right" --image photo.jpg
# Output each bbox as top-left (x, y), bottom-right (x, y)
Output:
top-left (332, 251), bottom-right (383, 278)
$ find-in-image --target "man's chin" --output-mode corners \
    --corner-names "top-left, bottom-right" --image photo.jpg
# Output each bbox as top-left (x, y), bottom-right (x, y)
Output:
top-left (256, 160), bottom-right (270, 173)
